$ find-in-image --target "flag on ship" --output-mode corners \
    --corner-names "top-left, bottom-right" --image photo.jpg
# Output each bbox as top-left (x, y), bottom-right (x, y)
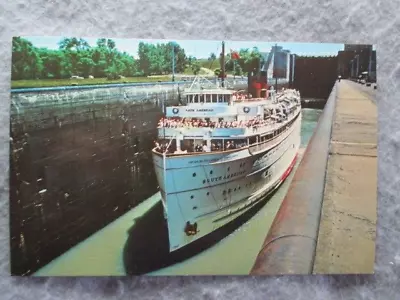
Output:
top-left (231, 50), bottom-right (240, 60)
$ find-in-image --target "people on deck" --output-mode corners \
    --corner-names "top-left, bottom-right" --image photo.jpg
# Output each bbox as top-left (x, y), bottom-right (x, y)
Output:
top-left (157, 116), bottom-right (280, 130)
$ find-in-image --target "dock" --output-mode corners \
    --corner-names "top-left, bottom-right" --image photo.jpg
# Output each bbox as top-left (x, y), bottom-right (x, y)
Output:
top-left (251, 80), bottom-right (377, 275)
top-left (313, 80), bottom-right (377, 274)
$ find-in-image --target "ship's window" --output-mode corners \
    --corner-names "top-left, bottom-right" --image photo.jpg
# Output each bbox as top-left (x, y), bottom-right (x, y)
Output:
top-left (228, 189), bottom-right (231, 193)
top-left (210, 170), bottom-right (213, 175)
top-left (207, 192), bottom-right (210, 196)
top-left (206, 94), bottom-right (211, 102)
top-left (212, 94), bottom-right (218, 102)
top-left (193, 95), bottom-right (199, 103)
top-left (190, 195), bottom-right (194, 199)
top-left (238, 186), bottom-right (241, 190)
top-left (234, 188), bottom-right (237, 192)
top-left (223, 190), bottom-right (226, 195)
top-left (203, 180), bottom-right (206, 184)
top-left (200, 94), bottom-right (205, 103)
top-left (227, 167), bottom-right (230, 171)
top-left (193, 173), bottom-right (196, 177)
top-left (193, 206), bottom-right (197, 210)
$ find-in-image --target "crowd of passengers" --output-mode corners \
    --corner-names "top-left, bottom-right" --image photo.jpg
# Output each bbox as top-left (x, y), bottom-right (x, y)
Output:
top-left (157, 116), bottom-right (278, 130)
top-left (154, 139), bottom-right (248, 154)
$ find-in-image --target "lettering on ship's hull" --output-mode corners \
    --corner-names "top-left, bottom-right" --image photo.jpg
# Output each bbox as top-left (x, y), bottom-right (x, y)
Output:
top-left (205, 170), bottom-right (247, 183)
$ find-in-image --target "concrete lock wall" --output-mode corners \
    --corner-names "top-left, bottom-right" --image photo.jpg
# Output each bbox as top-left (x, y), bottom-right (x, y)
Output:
top-left (250, 83), bottom-right (338, 275)
top-left (9, 85), bottom-right (180, 275)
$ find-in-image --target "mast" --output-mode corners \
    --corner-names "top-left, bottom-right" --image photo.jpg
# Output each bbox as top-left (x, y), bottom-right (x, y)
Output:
top-left (274, 43), bottom-right (278, 91)
top-left (221, 41), bottom-right (225, 88)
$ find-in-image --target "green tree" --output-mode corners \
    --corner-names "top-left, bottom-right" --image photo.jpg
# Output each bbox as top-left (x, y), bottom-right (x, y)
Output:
top-left (234, 63), bottom-right (243, 76)
top-left (138, 42), bottom-right (151, 75)
top-left (37, 48), bottom-right (64, 79)
top-left (237, 47), bottom-right (263, 73)
top-left (11, 37), bottom-right (43, 80)
top-left (191, 61), bottom-right (201, 75)
top-left (91, 48), bottom-right (107, 77)
top-left (58, 37), bottom-right (90, 51)
top-left (11, 37), bottom-right (189, 81)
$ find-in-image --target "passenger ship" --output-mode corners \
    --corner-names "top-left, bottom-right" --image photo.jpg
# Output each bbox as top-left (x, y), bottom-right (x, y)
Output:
top-left (152, 76), bottom-right (302, 252)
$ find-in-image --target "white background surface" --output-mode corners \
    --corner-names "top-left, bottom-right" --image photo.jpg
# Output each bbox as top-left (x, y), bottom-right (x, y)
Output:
top-left (0, 0), bottom-right (399, 298)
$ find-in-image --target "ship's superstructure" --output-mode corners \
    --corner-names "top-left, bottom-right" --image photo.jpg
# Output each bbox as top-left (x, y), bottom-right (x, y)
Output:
top-left (152, 74), bottom-right (302, 252)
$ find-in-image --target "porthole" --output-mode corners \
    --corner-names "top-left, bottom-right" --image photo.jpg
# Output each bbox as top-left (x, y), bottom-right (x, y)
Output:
top-left (223, 190), bottom-right (226, 195)
top-left (203, 180), bottom-right (206, 184)
top-left (234, 188), bottom-right (237, 192)
top-left (193, 173), bottom-right (196, 177)
top-left (210, 170), bottom-right (213, 175)
top-left (238, 186), bottom-right (241, 190)
top-left (207, 192), bottom-right (210, 196)
top-left (193, 206), bottom-right (197, 210)
top-left (228, 189), bottom-right (231, 193)
top-left (227, 167), bottom-right (230, 171)
top-left (190, 195), bottom-right (194, 199)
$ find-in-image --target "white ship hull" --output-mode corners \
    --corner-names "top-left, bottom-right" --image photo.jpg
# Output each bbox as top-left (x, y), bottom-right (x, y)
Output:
top-left (152, 111), bottom-right (302, 252)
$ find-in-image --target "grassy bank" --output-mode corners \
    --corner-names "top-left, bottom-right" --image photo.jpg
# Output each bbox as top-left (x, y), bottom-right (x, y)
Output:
top-left (11, 76), bottom-right (174, 89)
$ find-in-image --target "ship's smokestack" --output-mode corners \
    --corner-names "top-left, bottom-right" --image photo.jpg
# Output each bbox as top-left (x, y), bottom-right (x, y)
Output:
top-left (248, 71), bottom-right (268, 99)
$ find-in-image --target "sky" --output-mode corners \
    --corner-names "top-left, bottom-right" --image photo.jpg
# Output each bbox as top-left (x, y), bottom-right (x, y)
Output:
top-left (23, 35), bottom-right (347, 58)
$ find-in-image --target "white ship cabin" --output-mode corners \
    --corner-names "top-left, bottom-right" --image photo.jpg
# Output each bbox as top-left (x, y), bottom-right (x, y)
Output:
top-left (154, 87), bottom-right (299, 156)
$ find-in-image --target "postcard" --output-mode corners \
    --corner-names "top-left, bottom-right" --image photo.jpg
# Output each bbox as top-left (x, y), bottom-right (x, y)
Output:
top-left (9, 36), bottom-right (377, 276)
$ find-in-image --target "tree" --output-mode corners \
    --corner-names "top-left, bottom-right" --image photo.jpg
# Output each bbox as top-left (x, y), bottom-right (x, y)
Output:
top-left (191, 61), bottom-right (201, 75)
top-left (209, 52), bottom-right (216, 61)
top-left (58, 37), bottom-right (90, 51)
top-left (11, 37), bottom-right (188, 81)
top-left (37, 48), bottom-right (64, 79)
top-left (11, 37), bottom-right (43, 80)
top-left (138, 42), bottom-right (151, 75)
top-left (233, 47), bottom-right (263, 74)
top-left (234, 63), bottom-right (243, 76)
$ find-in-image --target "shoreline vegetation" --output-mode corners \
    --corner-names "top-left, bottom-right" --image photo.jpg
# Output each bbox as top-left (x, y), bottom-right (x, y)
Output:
top-left (11, 37), bottom-right (260, 89)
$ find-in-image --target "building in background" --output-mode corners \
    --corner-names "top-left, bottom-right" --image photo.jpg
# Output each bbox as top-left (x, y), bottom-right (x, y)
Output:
top-left (338, 44), bottom-right (376, 81)
top-left (259, 45), bottom-right (295, 87)
top-left (344, 44), bottom-right (372, 52)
